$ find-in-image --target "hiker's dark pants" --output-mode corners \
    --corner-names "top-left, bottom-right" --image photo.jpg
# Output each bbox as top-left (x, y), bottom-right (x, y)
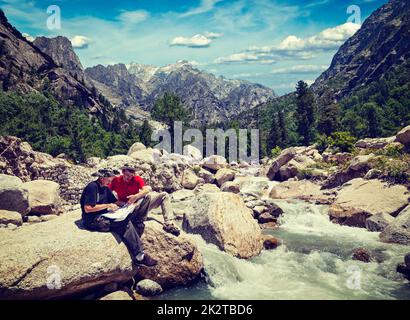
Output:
top-left (85, 192), bottom-right (171, 258)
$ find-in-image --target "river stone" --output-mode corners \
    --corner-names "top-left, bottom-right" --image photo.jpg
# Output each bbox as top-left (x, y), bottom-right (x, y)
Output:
top-left (127, 142), bottom-right (146, 156)
top-left (183, 192), bottom-right (263, 259)
top-left (380, 205), bottom-right (410, 245)
top-left (194, 183), bottom-right (221, 194)
top-left (329, 179), bottom-right (409, 228)
top-left (0, 210), bottom-right (22, 226)
top-left (181, 169), bottom-right (199, 190)
top-left (396, 263), bottom-right (410, 281)
top-left (197, 168), bottom-right (215, 184)
top-left (236, 176), bottom-right (273, 197)
top-left (396, 125), bottom-right (410, 145)
top-left (352, 248), bottom-right (372, 263)
top-left (0, 210), bottom-right (203, 299)
top-left (262, 235), bottom-right (281, 250)
top-left (215, 168), bottom-right (236, 187)
top-left (202, 155), bottom-right (227, 171)
top-left (220, 181), bottom-right (241, 194)
top-left (269, 180), bottom-right (331, 204)
top-left (405, 253), bottom-right (410, 268)
top-left (365, 213), bottom-right (395, 232)
top-left (99, 290), bottom-right (134, 300)
top-left (23, 180), bottom-right (62, 215)
top-left (258, 213), bottom-right (276, 224)
top-left (135, 279), bottom-right (163, 296)
top-left (183, 145), bottom-right (203, 161)
top-left (129, 148), bottom-right (157, 164)
top-left (0, 174), bottom-right (30, 215)
top-left (266, 148), bottom-right (296, 180)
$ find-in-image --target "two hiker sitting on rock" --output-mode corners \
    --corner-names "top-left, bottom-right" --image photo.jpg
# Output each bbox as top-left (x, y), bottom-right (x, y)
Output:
top-left (80, 164), bottom-right (180, 267)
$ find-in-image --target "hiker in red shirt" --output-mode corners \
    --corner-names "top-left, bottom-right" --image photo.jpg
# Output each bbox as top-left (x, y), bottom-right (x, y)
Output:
top-left (109, 164), bottom-right (180, 237)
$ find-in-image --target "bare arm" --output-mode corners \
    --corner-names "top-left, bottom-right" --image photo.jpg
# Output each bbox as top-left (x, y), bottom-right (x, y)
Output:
top-left (84, 203), bottom-right (118, 213)
top-left (127, 186), bottom-right (152, 204)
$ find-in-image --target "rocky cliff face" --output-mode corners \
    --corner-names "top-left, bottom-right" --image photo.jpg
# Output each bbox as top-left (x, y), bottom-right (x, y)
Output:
top-left (86, 60), bottom-right (275, 125)
top-left (0, 10), bottom-right (107, 115)
top-left (84, 63), bottom-right (145, 109)
top-left (33, 36), bottom-right (85, 82)
top-left (312, 0), bottom-right (410, 101)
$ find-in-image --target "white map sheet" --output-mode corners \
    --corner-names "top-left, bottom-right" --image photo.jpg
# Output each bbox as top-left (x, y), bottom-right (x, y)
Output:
top-left (101, 203), bottom-right (138, 222)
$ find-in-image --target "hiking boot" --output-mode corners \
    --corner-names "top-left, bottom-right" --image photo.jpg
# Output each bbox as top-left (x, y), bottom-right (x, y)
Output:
top-left (163, 222), bottom-right (181, 236)
top-left (134, 253), bottom-right (158, 267)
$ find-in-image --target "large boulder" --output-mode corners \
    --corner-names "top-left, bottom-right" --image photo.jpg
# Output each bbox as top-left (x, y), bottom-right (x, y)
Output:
top-left (183, 192), bottom-right (263, 259)
top-left (329, 179), bottom-right (409, 228)
top-left (183, 145), bottom-right (203, 162)
top-left (380, 205), bottom-right (410, 245)
top-left (233, 176), bottom-right (273, 198)
top-left (23, 180), bottom-right (62, 215)
top-left (127, 142), bottom-right (146, 156)
top-left (365, 213), bottom-right (395, 232)
top-left (0, 210), bottom-right (23, 226)
top-left (129, 148), bottom-right (160, 164)
top-left (202, 155), bottom-right (227, 171)
top-left (396, 125), bottom-right (410, 145)
top-left (0, 174), bottom-right (30, 215)
top-left (196, 168), bottom-right (215, 184)
top-left (181, 169), bottom-right (199, 190)
top-left (215, 168), bottom-right (236, 187)
top-left (322, 154), bottom-right (374, 189)
top-left (278, 154), bottom-right (316, 181)
top-left (355, 137), bottom-right (395, 150)
top-left (0, 211), bottom-right (203, 299)
top-left (266, 148), bottom-right (296, 180)
top-left (269, 180), bottom-right (333, 204)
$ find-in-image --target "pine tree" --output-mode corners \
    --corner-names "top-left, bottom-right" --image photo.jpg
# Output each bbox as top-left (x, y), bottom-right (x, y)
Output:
top-left (296, 80), bottom-right (316, 145)
top-left (139, 119), bottom-right (153, 147)
top-left (278, 110), bottom-right (288, 147)
top-left (151, 92), bottom-right (189, 152)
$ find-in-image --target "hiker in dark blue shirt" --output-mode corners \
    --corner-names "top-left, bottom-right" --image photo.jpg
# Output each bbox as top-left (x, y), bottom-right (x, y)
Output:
top-left (80, 168), bottom-right (157, 267)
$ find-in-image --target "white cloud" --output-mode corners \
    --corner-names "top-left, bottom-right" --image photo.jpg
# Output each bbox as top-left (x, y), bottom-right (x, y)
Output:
top-left (215, 22), bottom-right (361, 64)
top-left (118, 10), bottom-right (150, 25)
top-left (270, 64), bottom-right (328, 74)
top-left (203, 31), bottom-right (223, 39)
top-left (180, 0), bottom-right (223, 18)
top-left (214, 53), bottom-right (275, 64)
top-left (169, 32), bottom-right (222, 48)
top-left (70, 35), bottom-right (92, 49)
top-left (22, 32), bottom-right (34, 42)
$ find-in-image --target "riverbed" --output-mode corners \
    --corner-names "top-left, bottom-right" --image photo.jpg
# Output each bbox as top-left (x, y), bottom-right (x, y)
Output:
top-left (154, 200), bottom-right (410, 300)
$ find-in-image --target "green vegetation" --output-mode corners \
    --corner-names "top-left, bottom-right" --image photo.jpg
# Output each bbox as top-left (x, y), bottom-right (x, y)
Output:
top-left (369, 156), bottom-right (410, 185)
top-left (296, 80), bottom-right (317, 146)
top-left (0, 90), bottom-right (142, 162)
top-left (328, 132), bottom-right (357, 153)
top-left (270, 146), bottom-right (282, 158)
top-left (340, 61), bottom-right (410, 138)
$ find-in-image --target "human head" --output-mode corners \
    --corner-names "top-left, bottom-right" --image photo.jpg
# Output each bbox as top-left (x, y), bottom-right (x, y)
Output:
top-left (120, 164), bottom-right (136, 182)
top-left (92, 168), bottom-right (119, 186)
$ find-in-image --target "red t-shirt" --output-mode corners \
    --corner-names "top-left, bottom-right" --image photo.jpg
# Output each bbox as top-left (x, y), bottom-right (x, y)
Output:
top-left (109, 175), bottom-right (145, 202)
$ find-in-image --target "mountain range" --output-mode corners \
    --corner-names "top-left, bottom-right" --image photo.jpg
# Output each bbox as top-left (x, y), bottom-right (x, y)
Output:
top-left (84, 60), bottom-right (275, 126)
top-left (0, 0), bottom-right (408, 138)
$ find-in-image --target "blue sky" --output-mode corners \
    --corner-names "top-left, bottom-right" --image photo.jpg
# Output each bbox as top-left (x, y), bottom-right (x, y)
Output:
top-left (0, 0), bottom-right (387, 95)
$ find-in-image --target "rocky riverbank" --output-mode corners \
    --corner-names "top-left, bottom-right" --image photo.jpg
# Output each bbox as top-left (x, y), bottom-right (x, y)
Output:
top-left (0, 125), bottom-right (409, 299)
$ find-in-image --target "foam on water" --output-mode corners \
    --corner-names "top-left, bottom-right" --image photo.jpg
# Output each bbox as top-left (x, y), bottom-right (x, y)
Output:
top-left (158, 200), bottom-right (410, 300)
